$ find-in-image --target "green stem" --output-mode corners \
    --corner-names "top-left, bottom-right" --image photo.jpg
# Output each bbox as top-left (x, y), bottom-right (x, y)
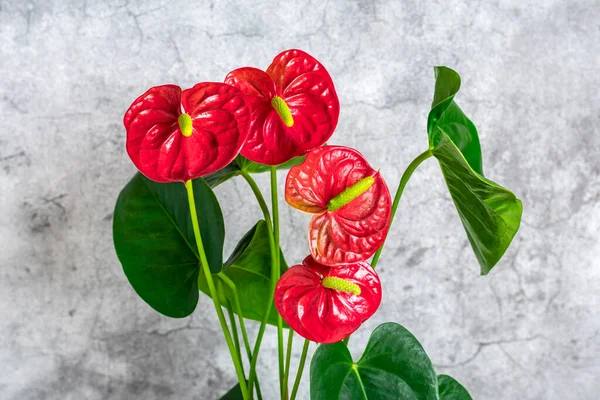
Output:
top-left (371, 149), bottom-right (433, 268)
top-left (290, 339), bottom-right (310, 400)
top-left (283, 328), bottom-right (294, 398)
top-left (218, 273), bottom-right (263, 400)
top-left (185, 181), bottom-right (249, 400)
top-left (271, 166), bottom-right (285, 399)
top-left (240, 171), bottom-right (279, 398)
top-left (241, 171), bottom-right (273, 227)
top-left (222, 285), bottom-right (244, 375)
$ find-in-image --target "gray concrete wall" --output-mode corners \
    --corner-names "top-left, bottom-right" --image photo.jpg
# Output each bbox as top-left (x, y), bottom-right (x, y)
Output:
top-left (1, 0), bottom-right (598, 399)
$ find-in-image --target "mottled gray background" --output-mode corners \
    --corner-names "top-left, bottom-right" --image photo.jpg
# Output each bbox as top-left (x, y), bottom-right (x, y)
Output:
top-left (1, 0), bottom-right (599, 399)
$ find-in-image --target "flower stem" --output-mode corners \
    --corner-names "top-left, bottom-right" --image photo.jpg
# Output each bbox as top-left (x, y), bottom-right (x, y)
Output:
top-left (223, 288), bottom-right (244, 374)
top-left (185, 180), bottom-right (249, 400)
top-left (290, 339), bottom-right (310, 400)
top-left (283, 328), bottom-right (294, 398)
top-left (240, 171), bottom-right (279, 398)
top-left (218, 273), bottom-right (263, 400)
top-left (270, 166), bottom-right (285, 398)
top-left (371, 149), bottom-right (433, 268)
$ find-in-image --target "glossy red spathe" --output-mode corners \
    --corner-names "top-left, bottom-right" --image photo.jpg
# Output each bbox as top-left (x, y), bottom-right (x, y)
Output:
top-left (285, 146), bottom-right (392, 266)
top-left (275, 256), bottom-right (382, 344)
top-left (124, 83), bottom-right (250, 183)
top-left (225, 49), bottom-right (339, 166)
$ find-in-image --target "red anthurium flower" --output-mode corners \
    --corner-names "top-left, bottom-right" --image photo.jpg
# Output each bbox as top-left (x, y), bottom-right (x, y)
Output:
top-left (124, 83), bottom-right (250, 183)
top-left (275, 255), bottom-right (382, 344)
top-left (285, 146), bottom-right (392, 266)
top-left (224, 49), bottom-right (339, 165)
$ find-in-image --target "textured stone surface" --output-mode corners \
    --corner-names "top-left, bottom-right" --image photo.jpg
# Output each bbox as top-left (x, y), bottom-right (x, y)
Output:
top-left (1, 0), bottom-right (599, 399)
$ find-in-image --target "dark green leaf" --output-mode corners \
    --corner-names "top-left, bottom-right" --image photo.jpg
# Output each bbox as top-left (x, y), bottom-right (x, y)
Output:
top-left (236, 154), bottom-right (306, 174)
top-left (223, 222), bottom-right (259, 269)
top-left (208, 220), bottom-right (287, 326)
top-left (112, 173), bottom-right (225, 318)
top-left (437, 375), bottom-right (472, 400)
top-left (310, 322), bottom-right (472, 400)
top-left (202, 154), bottom-right (306, 188)
top-left (427, 66), bottom-right (482, 175)
top-left (310, 342), bottom-right (355, 400)
top-left (427, 67), bottom-right (523, 274)
top-left (203, 162), bottom-right (241, 188)
top-left (220, 382), bottom-right (246, 400)
top-left (311, 322), bottom-right (438, 400)
top-left (432, 127), bottom-right (523, 275)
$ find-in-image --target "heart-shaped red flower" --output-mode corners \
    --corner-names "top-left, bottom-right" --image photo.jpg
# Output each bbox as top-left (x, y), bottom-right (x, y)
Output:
top-left (285, 146), bottom-right (392, 266)
top-left (225, 49), bottom-right (339, 165)
top-left (275, 256), bottom-right (382, 344)
top-left (124, 83), bottom-right (250, 183)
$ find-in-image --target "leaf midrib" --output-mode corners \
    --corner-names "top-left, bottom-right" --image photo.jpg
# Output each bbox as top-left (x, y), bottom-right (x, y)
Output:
top-left (141, 176), bottom-right (199, 262)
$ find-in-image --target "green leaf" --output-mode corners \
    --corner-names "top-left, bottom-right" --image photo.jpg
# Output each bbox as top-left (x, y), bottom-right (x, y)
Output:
top-left (223, 222), bottom-right (259, 269)
top-left (220, 382), bottom-right (246, 400)
top-left (437, 375), bottom-right (472, 400)
top-left (427, 66), bottom-right (523, 274)
top-left (202, 154), bottom-right (306, 188)
top-left (310, 322), bottom-right (471, 400)
top-left (427, 66), bottom-right (482, 175)
top-left (203, 162), bottom-right (241, 188)
top-left (432, 131), bottom-right (523, 274)
top-left (113, 173), bottom-right (225, 318)
top-left (236, 154), bottom-right (306, 173)
top-left (209, 220), bottom-right (287, 326)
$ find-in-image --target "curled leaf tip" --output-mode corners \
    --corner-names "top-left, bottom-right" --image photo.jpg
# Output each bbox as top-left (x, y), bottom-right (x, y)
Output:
top-left (322, 276), bottom-right (361, 295)
top-left (327, 176), bottom-right (375, 212)
top-left (271, 95), bottom-right (294, 127)
top-left (178, 113), bottom-right (193, 137)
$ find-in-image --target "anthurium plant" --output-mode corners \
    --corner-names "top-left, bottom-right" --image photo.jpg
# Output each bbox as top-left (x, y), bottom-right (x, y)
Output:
top-left (113, 49), bottom-right (523, 399)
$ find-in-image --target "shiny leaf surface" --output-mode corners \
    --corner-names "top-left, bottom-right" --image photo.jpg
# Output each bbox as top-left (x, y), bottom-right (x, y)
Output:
top-left (437, 375), bottom-right (472, 400)
top-left (432, 130), bottom-right (523, 274)
top-left (211, 220), bottom-right (287, 326)
top-left (427, 67), bottom-right (522, 274)
top-left (310, 322), bottom-right (471, 400)
top-left (427, 67), bottom-right (482, 175)
top-left (113, 173), bottom-right (225, 317)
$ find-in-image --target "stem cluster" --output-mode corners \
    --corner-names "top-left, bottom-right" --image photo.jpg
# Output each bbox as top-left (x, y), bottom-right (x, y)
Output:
top-left (186, 149), bottom-right (433, 399)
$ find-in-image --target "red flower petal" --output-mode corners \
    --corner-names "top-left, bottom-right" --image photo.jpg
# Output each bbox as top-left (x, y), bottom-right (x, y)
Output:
top-left (222, 67), bottom-right (276, 99)
top-left (225, 49), bottom-right (339, 166)
top-left (275, 256), bottom-right (382, 344)
top-left (285, 146), bottom-right (392, 265)
top-left (124, 83), bottom-right (249, 183)
top-left (309, 173), bottom-right (391, 265)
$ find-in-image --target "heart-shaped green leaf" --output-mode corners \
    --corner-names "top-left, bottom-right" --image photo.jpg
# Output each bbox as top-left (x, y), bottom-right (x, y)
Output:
top-left (437, 375), bottom-right (472, 400)
top-left (310, 322), bottom-right (471, 400)
top-left (211, 220), bottom-right (288, 326)
top-left (428, 67), bottom-right (523, 274)
top-left (113, 173), bottom-right (225, 318)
